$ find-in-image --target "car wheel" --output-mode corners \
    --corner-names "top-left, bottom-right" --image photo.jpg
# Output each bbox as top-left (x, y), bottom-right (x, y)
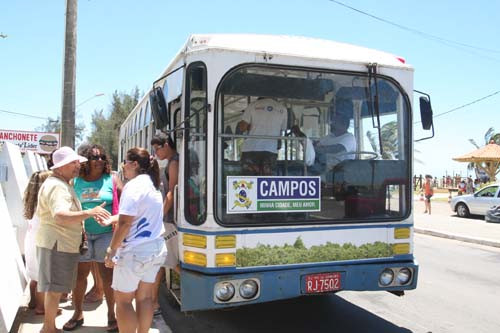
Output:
top-left (456, 203), bottom-right (470, 218)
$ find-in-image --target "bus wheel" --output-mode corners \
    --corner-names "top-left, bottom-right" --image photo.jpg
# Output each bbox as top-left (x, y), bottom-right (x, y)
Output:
top-left (456, 203), bottom-right (470, 218)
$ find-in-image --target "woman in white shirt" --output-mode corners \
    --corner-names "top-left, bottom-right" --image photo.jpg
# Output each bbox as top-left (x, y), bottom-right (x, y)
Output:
top-left (103, 147), bottom-right (166, 333)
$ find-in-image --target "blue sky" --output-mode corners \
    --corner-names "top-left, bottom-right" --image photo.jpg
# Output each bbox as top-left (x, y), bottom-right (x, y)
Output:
top-left (1, 0), bottom-right (499, 178)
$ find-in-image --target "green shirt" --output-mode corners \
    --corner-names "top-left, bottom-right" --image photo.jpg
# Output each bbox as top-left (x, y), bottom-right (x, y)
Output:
top-left (74, 174), bottom-right (113, 234)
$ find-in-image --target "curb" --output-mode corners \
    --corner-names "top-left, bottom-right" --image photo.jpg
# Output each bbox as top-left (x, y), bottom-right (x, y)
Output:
top-left (152, 313), bottom-right (173, 333)
top-left (414, 227), bottom-right (500, 248)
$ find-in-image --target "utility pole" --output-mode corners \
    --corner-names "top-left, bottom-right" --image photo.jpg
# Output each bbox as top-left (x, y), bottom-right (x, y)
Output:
top-left (61, 0), bottom-right (77, 148)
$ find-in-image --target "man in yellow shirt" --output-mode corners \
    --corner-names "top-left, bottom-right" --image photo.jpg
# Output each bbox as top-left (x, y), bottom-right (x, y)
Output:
top-left (36, 146), bottom-right (110, 333)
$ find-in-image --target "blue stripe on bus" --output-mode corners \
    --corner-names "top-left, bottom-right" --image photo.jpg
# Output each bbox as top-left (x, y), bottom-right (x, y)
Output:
top-left (180, 259), bottom-right (419, 311)
top-left (181, 254), bottom-right (415, 274)
top-left (178, 223), bottom-right (414, 235)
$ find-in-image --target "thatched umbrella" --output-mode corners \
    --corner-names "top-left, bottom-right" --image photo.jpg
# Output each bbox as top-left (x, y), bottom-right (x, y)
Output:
top-left (453, 143), bottom-right (500, 181)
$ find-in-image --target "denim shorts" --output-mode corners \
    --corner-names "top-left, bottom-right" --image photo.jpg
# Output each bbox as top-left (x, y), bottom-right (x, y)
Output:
top-left (111, 238), bottom-right (167, 293)
top-left (79, 232), bottom-right (113, 263)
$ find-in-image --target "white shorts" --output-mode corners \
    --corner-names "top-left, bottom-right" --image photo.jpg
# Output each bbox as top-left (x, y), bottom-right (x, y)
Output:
top-left (112, 238), bottom-right (167, 293)
top-left (163, 223), bottom-right (179, 269)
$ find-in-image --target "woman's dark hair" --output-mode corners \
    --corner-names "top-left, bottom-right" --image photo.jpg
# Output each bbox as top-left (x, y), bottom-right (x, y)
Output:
top-left (150, 132), bottom-right (176, 150)
top-left (46, 151), bottom-right (55, 169)
top-left (78, 144), bottom-right (112, 177)
top-left (127, 147), bottom-right (160, 189)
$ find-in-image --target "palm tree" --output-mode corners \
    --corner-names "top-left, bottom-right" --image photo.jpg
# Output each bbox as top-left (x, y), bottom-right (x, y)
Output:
top-left (467, 127), bottom-right (500, 180)
top-left (468, 127), bottom-right (500, 149)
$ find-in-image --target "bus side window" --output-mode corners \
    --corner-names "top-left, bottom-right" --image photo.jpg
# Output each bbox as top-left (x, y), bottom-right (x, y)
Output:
top-left (184, 62), bottom-right (207, 225)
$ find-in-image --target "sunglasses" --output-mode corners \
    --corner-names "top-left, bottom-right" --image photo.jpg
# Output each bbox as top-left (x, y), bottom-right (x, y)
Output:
top-left (89, 155), bottom-right (107, 161)
top-left (122, 159), bottom-right (134, 165)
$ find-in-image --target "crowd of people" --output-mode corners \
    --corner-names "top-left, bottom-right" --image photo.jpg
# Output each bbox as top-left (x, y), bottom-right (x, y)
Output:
top-left (23, 135), bottom-right (177, 333)
top-left (413, 174), bottom-right (482, 194)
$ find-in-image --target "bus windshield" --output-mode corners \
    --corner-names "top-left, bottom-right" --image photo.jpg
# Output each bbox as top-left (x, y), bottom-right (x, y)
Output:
top-left (216, 65), bottom-right (410, 226)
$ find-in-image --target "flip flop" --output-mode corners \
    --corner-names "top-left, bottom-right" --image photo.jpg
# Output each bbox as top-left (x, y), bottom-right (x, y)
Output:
top-left (106, 319), bottom-right (119, 333)
top-left (62, 318), bottom-right (84, 331)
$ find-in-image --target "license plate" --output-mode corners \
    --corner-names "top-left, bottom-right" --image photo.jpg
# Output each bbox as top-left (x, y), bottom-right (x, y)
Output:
top-left (305, 272), bottom-right (342, 293)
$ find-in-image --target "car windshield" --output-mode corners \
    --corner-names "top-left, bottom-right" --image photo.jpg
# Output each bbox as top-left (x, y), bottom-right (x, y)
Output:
top-left (215, 65), bottom-right (411, 227)
top-left (477, 186), bottom-right (499, 197)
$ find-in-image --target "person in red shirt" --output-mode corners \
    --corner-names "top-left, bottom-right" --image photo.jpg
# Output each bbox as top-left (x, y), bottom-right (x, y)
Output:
top-left (423, 174), bottom-right (434, 214)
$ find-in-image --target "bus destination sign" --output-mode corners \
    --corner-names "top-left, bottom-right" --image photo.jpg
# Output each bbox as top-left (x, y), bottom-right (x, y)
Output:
top-left (227, 176), bottom-right (321, 214)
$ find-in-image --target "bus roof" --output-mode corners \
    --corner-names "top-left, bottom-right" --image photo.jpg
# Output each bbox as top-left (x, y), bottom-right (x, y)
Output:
top-left (159, 34), bottom-right (412, 78)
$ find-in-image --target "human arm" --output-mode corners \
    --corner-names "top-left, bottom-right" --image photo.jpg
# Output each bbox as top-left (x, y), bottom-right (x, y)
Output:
top-left (164, 160), bottom-right (179, 216)
top-left (112, 172), bottom-right (124, 197)
top-left (104, 214), bottom-right (134, 268)
top-left (54, 202), bottom-right (110, 225)
top-left (95, 214), bottom-right (119, 227)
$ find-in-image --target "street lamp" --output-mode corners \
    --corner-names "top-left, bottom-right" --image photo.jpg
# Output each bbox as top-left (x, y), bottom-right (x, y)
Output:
top-left (76, 93), bottom-right (105, 109)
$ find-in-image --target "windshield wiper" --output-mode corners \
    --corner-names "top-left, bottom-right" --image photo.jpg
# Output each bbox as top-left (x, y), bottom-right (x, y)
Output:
top-left (367, 63), bottom-right (384, 157)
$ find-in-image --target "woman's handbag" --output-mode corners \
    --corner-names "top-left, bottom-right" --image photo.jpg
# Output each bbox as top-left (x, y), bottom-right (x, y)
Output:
top-left (79, 231), bottom-right (88, 255)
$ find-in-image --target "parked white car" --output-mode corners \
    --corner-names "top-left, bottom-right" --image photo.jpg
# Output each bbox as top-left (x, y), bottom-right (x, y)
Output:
top-left (450, 184), bottom-right (500, 217)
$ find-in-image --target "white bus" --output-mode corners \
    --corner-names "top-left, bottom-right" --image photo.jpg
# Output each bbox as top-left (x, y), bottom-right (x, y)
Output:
top-left (119, 34), bottom-right (433, 311)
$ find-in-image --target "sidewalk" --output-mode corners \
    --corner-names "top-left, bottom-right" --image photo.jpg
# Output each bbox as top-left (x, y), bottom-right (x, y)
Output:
top-left (413, 197), bottom-right (500, 248)
top-left (12, 278), bottom-right (171, 333)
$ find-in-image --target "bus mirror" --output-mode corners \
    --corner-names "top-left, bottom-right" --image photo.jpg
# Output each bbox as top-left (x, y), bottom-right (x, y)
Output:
top-left (149, 87), bottom-right (169, 130)
top-left (419, 96), bottom-right (433, 130)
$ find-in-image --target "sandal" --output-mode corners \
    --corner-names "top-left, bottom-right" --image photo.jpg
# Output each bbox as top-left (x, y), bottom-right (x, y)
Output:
top-left (106, 319), bottom-right (119, 332)
top-left (62, 318), bottom-right (84, 331)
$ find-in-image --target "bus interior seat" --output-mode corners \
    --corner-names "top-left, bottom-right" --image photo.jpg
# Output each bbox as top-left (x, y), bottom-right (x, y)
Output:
top-left (331, 160), bottom-right (407, 217)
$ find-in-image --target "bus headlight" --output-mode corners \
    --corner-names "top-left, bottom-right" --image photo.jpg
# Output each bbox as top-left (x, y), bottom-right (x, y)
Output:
top-left (215, 282), bottom-right (235, 302)
top-left (379, 269), bottom-right (394, 286)
top-left (239, 279), bottom-right (259, 299)
top-left (396, 268), bottom-right (412, 285)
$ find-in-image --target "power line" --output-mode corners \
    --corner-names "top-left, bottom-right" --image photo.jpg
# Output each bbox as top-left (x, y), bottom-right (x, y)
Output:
top-left (433, 90), bottom-right (500, 119)
top-left (414, 90), bottom-right (500, 124)
top-left (327, 0), bottom-right (500, 55)
top-left (0, 108), bottom-right (54, 121)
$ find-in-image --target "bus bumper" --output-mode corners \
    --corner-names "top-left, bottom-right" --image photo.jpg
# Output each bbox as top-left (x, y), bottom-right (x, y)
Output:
top-left (179, 260), bottom-right (418, 311)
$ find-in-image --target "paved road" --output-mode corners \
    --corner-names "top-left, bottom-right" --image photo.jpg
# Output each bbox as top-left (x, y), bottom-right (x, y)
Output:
top-left (159, 234), bottom-right (500, 333)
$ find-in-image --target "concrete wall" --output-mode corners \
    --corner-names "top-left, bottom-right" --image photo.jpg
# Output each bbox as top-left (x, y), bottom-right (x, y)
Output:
top-left (0, 142), bottom-right (29, 253)
top-left (0, 176), bottom-right (27, 332)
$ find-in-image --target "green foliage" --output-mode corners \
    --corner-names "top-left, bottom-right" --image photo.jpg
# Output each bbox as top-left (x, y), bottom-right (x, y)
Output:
top-left (35, 116), bottom-right (86, 143)
top-left (367, 121), bottom-right (401, 160)
top-left (86, 88), bottom-right (140, 169)
top-left (467, 127), bottom-right (500, 180)
top-left (236, 238), bottom-right (394, 267)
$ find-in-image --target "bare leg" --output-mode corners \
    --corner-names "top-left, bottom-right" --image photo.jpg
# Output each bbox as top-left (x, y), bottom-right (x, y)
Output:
top-left (34, 281), bottom-right (46, 314)
top-left (65, 262), bottom-right (91, 324)
top-left (85, 262), bottom-right (104, 302)
top-left (97, 262), bottom-right (116, 325)
top-left (136, 281), bottom-right (154, 333)
top-left (151, 268), bottom-right (164, 312)
top-left (28, 280), bottom-right (37, 309)
top-left (41, 291), bottom-right (61, 333)
top-left (114, 290), bottom-right (137, 333)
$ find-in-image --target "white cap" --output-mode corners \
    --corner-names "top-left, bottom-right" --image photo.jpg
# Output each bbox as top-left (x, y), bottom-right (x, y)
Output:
top-left (50, 146), bottom-right (88, 170)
